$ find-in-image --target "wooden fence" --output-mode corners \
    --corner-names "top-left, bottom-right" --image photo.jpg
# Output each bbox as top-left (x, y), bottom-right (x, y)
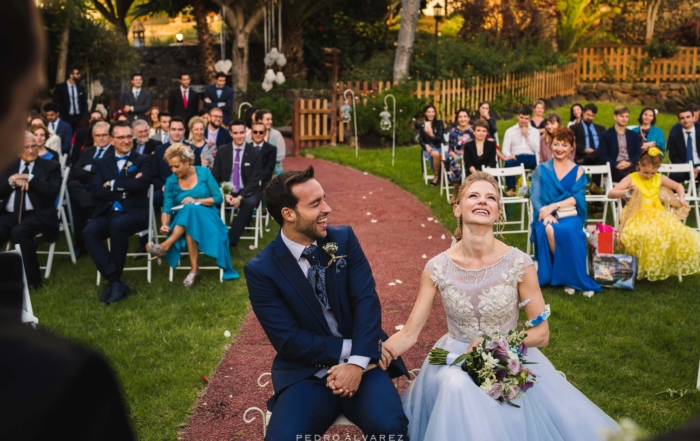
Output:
top-left (292, 62), bottom-right (578, 154)
top-left (578, 46), bottom-right (700, 83)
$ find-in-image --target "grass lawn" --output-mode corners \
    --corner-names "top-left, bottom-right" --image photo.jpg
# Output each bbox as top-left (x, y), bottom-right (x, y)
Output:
top-left (304, 103), bottom-right (700, 434)
top-left (30, 233), bottom-right (275, 440)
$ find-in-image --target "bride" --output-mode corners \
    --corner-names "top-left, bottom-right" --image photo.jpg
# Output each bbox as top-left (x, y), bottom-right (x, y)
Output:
top-left (379, 171), bottom-right (620, 440)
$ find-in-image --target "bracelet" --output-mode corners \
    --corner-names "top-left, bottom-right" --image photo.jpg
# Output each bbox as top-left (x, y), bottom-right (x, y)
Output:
top-left (525, 304), bottom-right (551, 328)
top-left (625, 190), bottom-right (631, 198)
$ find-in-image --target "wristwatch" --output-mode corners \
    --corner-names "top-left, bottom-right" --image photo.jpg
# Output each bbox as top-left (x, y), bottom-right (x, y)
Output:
top-left (555, 202), bottom-right (561, 210)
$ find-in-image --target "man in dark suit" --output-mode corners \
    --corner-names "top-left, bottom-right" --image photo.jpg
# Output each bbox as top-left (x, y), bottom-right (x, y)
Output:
top-left (668, 107), bottom-right (700, 183)
top-left (250, 121), bottom-right (277, 190)
top-left (52, 67), bottom-right (87, 131)
top-left (0, 132), bottom-right (61, 290)
top-left (43, 102), bottom-right (73, 155)
top-left (68, 121), bottom-right (113, 257)
top-left (204, 107), bottom-right (232, 147)
top-left (132, 119), bottom-right (159, 156)
top-left (571, 103), bottom-right (606, 165)
top-left (598, 105), bottom-right (641, 182)
top-left (83, 122), bottom-right (152, 304)
top-left (212, 119), bottom-right (262, 247)
top-left (203, 73), bottom-right (233, 125)
top-left (168, 73), bottom-right (198, 125)
top-left (121, 73), bottom-right (152, 122)
top-left (151, 117), bottom-right (193, 209)
top-left (244, 166), bottom-right (409, 439)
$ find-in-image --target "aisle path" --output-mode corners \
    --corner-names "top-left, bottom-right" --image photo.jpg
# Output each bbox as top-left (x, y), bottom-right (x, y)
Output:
top-left (182, 157), bottom-right (452, 440)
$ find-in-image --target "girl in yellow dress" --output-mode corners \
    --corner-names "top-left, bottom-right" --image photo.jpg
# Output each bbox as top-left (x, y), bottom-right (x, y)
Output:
top-left (608, 147), bottom-right (700, 281)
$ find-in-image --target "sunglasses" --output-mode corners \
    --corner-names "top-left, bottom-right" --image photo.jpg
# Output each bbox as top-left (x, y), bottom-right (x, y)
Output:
top-left (252, 130), bottom-right (265, 135)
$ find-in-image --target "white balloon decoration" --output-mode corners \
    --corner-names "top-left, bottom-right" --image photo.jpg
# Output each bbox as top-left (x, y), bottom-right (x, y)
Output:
top-left (264, 69), bottom-right (276, 82)
top-left (275, 71), bottom-right (286, 85)
top-left (276, 53), bottom-right (287, 67)
top-left (262, 80), bottom-right (273, 92)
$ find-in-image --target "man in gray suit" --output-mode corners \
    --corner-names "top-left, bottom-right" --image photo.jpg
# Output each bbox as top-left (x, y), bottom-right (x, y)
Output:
top-left (121, 73), bottom-right (152, 122)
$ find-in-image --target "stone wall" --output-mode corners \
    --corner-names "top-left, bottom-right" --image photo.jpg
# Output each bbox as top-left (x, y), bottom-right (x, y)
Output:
top-left (611, 0), bottom-right (700, 44)
top-left (576, 82), bottom-right (686, 112)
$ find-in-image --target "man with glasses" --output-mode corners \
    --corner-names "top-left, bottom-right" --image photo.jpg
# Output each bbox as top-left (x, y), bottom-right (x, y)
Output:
top-left (52, 67), bottom-right (87, 131)
top-left (250, 121), bottom-right (277, 191)
top-left (83, 121), bottom-right (152, 304)
top-left (132, 119), bottom-right (159, 156)
top-left (68, 121), bottom-right (113, 257)
top-left (0, 132), bottom-right (61, 290)
top-left (204, 107), bottom-right (231, 147)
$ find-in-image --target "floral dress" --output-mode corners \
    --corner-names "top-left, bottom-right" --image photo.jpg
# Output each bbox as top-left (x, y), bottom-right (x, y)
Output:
top-left (447, 126), bottom-right (474, 183)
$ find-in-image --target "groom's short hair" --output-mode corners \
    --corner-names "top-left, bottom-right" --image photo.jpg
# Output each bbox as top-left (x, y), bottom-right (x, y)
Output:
top-left (264, 166), bottom-right (316, 226)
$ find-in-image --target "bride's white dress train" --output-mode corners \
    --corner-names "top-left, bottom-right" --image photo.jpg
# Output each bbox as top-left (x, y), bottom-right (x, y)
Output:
top-left (402, 249), bottom-right (620, 441)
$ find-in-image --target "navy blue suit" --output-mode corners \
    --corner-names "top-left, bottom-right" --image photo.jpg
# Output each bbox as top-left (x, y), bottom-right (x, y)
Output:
top-left (245, 226), bottom-right (408, 439)
top-left (51, 119), bottom-right (73, 155)
top-left (668, 122), bottom-right (700, 182)
top-left (204, 126), bottom-right (232, 147)
top-left (203, 85), bottom-right (234, 124)
top-left (83, 151), bottom-right (152, 279)
top-left (598, 127), bottom-right (641, 182)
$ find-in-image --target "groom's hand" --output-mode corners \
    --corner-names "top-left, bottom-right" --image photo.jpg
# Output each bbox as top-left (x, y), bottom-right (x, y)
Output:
top-left (326, 364), bottom-right (363, 398)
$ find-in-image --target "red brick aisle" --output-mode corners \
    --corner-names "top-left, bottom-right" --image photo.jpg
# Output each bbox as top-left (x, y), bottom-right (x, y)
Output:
top-left (181, 157), bottom-right (453, 440)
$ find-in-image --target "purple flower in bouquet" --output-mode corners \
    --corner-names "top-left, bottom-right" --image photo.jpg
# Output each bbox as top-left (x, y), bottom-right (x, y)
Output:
top-left (496, 369), bottom-right (507, 382)
top-left (519, 342), bottom-right (527, 356)
top-left (521, 381), bottom-right (535, 392)
top-left (486, 339), bottom-right (499, 351)
top-left (507, 357), bottom-right (520, 374)
top-left (488, 382), bottom-right (503, 400)
top-left (507, 385), bottom-right (521, 401)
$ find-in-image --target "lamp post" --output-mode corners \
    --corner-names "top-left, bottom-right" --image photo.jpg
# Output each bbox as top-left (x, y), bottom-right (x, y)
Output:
top-left (238, 102), bottom-right (252, 119)
top-left (433, 2), bottom-right (443, 64)
top-left (380, 94), bottom-right (396, 167)
top-left (342, 90), bottom-right (359, 157)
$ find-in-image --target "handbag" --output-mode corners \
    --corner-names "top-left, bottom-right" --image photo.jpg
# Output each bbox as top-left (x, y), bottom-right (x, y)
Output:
top-left (556, 206), bottom-right (577, 218)
top-left (592, 254), bottom-right (637, 290)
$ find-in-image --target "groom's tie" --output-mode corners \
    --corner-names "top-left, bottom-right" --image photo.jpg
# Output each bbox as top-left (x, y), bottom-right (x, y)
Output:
top-left (301, 245), bottom-right (328, 309)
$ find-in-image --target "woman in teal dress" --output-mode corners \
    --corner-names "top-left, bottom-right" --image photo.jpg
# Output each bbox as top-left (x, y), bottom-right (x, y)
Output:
top-left (145, 143), bottom-right (238, 286)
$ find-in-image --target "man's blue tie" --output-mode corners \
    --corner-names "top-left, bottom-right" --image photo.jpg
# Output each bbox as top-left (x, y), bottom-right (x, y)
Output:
top-left (94, 149), bottom-right (105, 160)
top-left (686, 131), bottom-right (694, 165)
top-left (301, 245), bottom-right (328, 309)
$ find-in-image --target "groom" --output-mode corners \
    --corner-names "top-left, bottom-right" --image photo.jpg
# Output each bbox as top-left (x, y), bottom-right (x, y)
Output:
top-left (245, 166), bottom-right (409, 440)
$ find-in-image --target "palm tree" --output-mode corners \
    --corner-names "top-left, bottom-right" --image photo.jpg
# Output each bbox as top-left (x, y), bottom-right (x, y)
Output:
top-left (92, 0), bottom-right (137, 37)
top-left (281, 0), bottom-right (335, 80)
top-left (556, 0), bottom-right (621, 56)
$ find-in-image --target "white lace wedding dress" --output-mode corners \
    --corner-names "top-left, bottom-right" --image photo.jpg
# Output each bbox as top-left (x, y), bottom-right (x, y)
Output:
top-left (402, 248), bottom-right (620, 440)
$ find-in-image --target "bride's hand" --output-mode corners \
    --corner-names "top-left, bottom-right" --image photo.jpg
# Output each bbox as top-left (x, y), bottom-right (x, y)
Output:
top-left (466, 337), bottom-right (484, 354)
top-left (379, 339), bottom-right (398, 370)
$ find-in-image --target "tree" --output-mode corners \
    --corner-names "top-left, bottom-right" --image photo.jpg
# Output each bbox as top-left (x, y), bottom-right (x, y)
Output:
top-left (556, 0), bottom-right (620, 56)
top-left (92, 0), bottom-right (137, 36)
top-left (645, 0), bottom-right (663, 44)
top-left (536, 0), bottom-right (559, 52)
top-left (42, 0), bottom-right (90, 84)
top-left (393, 0), bottom-right (421, 83)
top-left (281, 0), bottom-right (335, 80)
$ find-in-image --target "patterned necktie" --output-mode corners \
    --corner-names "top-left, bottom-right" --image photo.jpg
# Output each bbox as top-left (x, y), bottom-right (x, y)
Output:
top-left (687, 131), bottom-right (694, 165)
top-left (231, 148), bottom-right (241, 193)
top-left (301, 245), bottom-right (328, 309)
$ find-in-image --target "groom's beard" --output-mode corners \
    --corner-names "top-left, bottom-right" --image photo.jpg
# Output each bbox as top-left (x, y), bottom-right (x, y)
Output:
top-left (294, 210), bottom-right (326, 241)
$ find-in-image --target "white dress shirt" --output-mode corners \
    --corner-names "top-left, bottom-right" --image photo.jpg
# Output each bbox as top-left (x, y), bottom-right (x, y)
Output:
top-left (6, 161), bottom-right (35, 212)
top-left (132, 87), bottom-right (141, 99)
top-left (502, 124), bottom-right (540, 158)
top-left (280, 230), bottom-right (371, 376)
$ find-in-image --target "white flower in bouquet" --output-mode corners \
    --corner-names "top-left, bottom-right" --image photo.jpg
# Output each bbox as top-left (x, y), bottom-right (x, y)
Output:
top-left (221, 181), bottom-right (235, 195)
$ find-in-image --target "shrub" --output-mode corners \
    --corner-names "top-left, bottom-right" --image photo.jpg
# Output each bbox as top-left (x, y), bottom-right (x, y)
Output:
top-left (675, 82), bottom-right (700, 109)
top-left (645, 39), bottom-right (679, 59)
top-left (252, 96), bottom-right (293, 126)
top-left (669, 19), bottom-right (700, 47)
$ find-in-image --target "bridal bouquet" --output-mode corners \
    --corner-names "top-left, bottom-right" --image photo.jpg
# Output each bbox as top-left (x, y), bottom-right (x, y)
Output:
top-left (221, 181), bottom-right (235, 196)
top-left (428, 329), bottom-right (536, 407)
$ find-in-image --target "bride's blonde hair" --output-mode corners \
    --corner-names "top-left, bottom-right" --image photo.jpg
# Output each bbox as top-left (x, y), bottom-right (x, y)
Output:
top-left (453, 171), bottom-right (502, 241)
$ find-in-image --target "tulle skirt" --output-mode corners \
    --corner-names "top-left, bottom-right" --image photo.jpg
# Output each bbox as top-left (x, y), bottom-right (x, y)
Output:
top-left (402, 334), bottom-right (620, 441)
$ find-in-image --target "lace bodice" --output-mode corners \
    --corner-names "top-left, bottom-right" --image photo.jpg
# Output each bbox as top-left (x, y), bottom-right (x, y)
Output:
top-left (426, 248), bottom-right (534, 343)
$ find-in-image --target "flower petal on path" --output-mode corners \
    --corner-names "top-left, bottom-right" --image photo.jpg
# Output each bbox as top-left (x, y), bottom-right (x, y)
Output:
top-left (395, 324), bottom-right (405, 331)
top-left (388, 282), bottom-right (396, 286)
top-left (428, 236), bottom-right (432, 239)
top-left (428, 217), bottom-right (434, 221)
top-left (422, 254), bottom-right (427, 259)
top-left (441, 234), bottom-right (446, 240)
top-left (371, 219), bottom-right (378, 223)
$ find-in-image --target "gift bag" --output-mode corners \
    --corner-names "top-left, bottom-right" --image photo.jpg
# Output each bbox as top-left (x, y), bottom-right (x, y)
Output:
top-left (592, 254), bottom-right (637, 290)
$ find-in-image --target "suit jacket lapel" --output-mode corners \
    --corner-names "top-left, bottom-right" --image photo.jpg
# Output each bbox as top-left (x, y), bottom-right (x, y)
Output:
top-left (317, 236), bottom-right (342, 328)
top-left (272, 234), bottom-right (332, 334)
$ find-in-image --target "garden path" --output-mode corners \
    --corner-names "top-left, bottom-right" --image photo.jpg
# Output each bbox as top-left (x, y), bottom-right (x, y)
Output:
top-left (182, 157), bottom-right (453, 440)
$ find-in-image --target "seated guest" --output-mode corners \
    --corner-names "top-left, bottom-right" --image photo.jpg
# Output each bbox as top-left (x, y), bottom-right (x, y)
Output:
top-left (667, 107), bottom-right (700, 183)
top-left (571, 103), bottom-right (605, 165)
top-left (530, 127), bottom-right (601, 296)
top-left (531, 99), bottom-right (546, 135)
top-left (152, 116), bottom-right (193, 208)
top-left (29, 116), bottom-right (62, 155)
top-left (150, 111), bottom-right (171, 144)
top-left (446, 108), bottom-right (474, 196)
top-left (204, 107), bottom-right (232, 147)
top-left (501, 106), bottom-right (540, 194)
top-left (198, 107), bottom-right (211, 126)
top-left (418, 104), bottom-right (445, 186)
top-left (598, 106), bottom-right (641, 182)
top-left (203, 72), bottom-right (234, 125)
top-left (250, 109), bottom-right (285, 175)
top-left (43, 102), bottom-right (72, 155)
top-left (540, 113), bottom-right (573, 162)
top-left (83, 122), bottom-right (151, 304)
top-left (71, 110), bottom-right (104, 165)
top-left (632, 107), bottom-right (665, 153)
top-left (211, 119), bottom-right (262, 247)
top-left (249, 121), bottom-right (277, 190)
top-left (463, 119), bottom-right (497, 178)
top-left (132, 119), bottom-right (159, 156)
top-left (145, 144), bottom-right (239, 285)
top-left (0, 132), bottom-right (61, 290)
top-left (567, 103), bottom-right (583, 128)
top-left (147, 106), bottom-right (161, 138)
top-left (188, 116), bottom-right (208, 164)
top-left (29, 123), bottom-right (59, 162)
top-left (476, 101), bottom-right (498, 141)
top-left (68, 121), bottom-right (113, 257)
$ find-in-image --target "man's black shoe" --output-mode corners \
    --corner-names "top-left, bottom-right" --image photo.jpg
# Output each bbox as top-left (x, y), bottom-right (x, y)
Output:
top-left (100, 283), bottom-right (113, 303)
top-left (107, 282), bottom-right (131, 304)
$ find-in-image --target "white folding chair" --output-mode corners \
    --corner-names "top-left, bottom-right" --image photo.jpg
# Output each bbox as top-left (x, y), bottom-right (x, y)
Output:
top-left (440, 133), bottom-right (452, 203)
top-left (96, 185), bottom-right (158, 285)
top-left (37, 166), bottom-right (76, 277)
top-left (7, 245), bottom-right (38, 327)
top-left (421, 149), bottom-right (435, 185)
top-left (223, 190), bottom-right (263, 249)
top-left (582, 162), bottom-right (621, 228)
top-left (169, 188), bottom-right (226, 282)
top-left (658, 161), bottom-right (700, 230)
top-left (483, 164), bottom-right (532, 255)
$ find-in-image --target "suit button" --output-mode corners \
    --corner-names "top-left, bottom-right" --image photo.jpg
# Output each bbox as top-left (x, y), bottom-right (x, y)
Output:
top-left (343, 359), bottom-right (348, 363)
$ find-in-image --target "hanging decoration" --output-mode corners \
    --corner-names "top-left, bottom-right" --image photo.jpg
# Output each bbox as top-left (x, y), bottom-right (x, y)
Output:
top-left (380, 94), bottom-right (397, 167)
top-left (262, 0), bottom-right (286, 92)
top-left (342, 89), bottom-right (360, 157)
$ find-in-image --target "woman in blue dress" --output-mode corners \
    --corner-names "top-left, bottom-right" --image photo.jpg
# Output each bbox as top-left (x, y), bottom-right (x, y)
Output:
top-left (145, 143), bottom-right (239, 286)
top-left (530, 128), bottom-right (601, 296)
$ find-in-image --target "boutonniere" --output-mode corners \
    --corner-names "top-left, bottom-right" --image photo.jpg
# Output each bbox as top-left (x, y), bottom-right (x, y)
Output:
top-left (125, 161), bottom-right (136, 173)
top-left (322, 242), bottom-right (347, 273)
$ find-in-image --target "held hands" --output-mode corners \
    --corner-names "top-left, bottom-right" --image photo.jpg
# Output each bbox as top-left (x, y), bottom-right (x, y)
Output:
top-left (379, 341), bottom-right (398, 370)
top-left (9, 174), bottom-right (30, 191)
top-left (542, 214), bottom-right (558, 227)
top-left (466, 336), bottom-right (485, 354)
top-left (181, 197), bottom-right (197, 204)
top-left (225, 194), bottom-right (241, 208)
top-left (326, 364), bottom-right (364, 398)
top-left (538, 203), bottom-right (557, 221)
top-left (616, 161), bottom-right (631, 170)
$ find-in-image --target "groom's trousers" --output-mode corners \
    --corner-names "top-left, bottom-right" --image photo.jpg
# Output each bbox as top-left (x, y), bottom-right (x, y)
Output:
top-left (265, 368), bottom-right (409, 441)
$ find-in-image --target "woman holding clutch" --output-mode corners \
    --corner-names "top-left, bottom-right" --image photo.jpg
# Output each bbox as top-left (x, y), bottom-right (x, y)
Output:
top-left (145, 143), bottom-right (238, 286)
top-left (530, 128), bottom-right (601, 296)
